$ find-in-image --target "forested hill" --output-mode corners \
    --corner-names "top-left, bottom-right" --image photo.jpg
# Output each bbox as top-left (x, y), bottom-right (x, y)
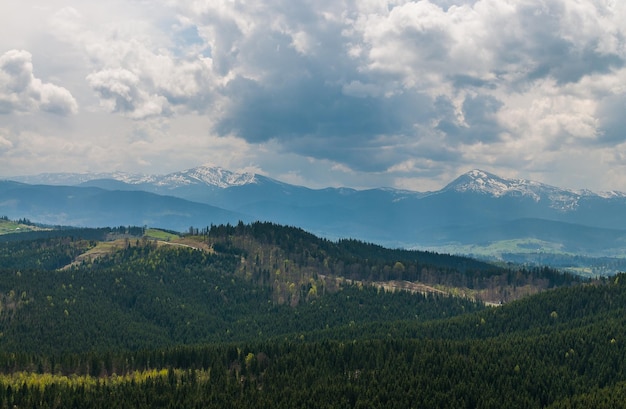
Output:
top-left (203, 221), bottom-right (579, 304)
top-left (3, 222), bottom-right (626, 407)
top-left (0, 221), bottom-right (579, 354)
top-left (0, 228), bottom-right (486, 355)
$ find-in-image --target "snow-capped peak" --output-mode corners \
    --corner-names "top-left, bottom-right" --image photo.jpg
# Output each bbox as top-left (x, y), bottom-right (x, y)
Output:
top-left (153, 165), bottom-right (257, 188)
top-left (135, 165), bottom-right (259, 189)
top-left (448, 170), bottom-right (508, 195)
top-left (445, 169), bottom-right (537, 197)
top-left (445, 169), bottom-right (589, 211)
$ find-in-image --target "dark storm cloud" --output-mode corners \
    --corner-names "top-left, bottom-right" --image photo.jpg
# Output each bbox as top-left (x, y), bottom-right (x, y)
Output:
top-left (451, 75), bottom-right (496, 89)
top-left (526, 42), bottom-right (623, 85)
top-left (434, 94), bottom-right (504, 144)
top-left (496, 2), bottom-right (624, 86)
top-left (215, 74), bottom-right (435, 170)
top-left (211, 0), bottom-right (624, 175)
top-left (597, 94), bottom-right (626, 144)
top-left (197, 0), bottom-right (445, 170)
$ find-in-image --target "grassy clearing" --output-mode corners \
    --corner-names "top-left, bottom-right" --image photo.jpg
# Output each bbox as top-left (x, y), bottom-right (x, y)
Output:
top-left (144, 229), bottom-right (213, 251)
top-left (0, 219), bottom-right (43, 235)
top-left (60, 239), bottom-right (132, 269)
top-left (144, 228), bottom-right (179, 241)
top-left (61, 231), bottom-right (211, 269)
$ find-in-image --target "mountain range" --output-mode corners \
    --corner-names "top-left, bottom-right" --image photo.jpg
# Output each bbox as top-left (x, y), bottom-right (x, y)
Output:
top-left (4, 166), bottom-right (626, 270)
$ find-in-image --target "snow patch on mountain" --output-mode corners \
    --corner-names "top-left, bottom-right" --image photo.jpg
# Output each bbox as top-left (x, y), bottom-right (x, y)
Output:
top-left (108, 165), bottom-right (259, 188)
top-left (176, 165), bottom-right (258, 188)
top-left (448, 170), bottom-right (533, 198)
top-left (597, 190), bottom-right (626, 199)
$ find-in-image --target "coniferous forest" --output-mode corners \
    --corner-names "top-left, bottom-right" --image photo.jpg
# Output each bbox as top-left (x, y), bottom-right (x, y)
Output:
top-left (1, 221), bottom-right (625, 408)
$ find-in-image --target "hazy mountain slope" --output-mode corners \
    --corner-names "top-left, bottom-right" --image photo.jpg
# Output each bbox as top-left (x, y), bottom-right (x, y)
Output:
top-left (418, 218), bottom-right (626, 252)
top-left (7, 166), bottom-right (626, 263)
top-left (0, 181), bottom-right (249, 230)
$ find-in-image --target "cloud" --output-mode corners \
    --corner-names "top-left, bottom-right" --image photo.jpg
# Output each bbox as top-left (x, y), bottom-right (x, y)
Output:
top-left (353, 0), bottom-right (626, 91)
top-left (4, 0), bottom-right (626, 192)
top-left (179, 0), bottom-right (442, 171)
top-left (84, 53), bottom-right (217, 119)
top-left (215, 74), bottom-right (436, 171)
top-left (87, 68), bottom-right (170, 120)
top-left (50, 6), bottom-right (217, 119)
top-left (0, 130), bottom-right (12, 152)
top-left (0, 50), bottom-right (78, 115)
top-left (152, 0), bottom-right (625, 183)
top-left (597, 92), bottom-right (626, 144)
top-left (506, 2), bottom-right (623, 85)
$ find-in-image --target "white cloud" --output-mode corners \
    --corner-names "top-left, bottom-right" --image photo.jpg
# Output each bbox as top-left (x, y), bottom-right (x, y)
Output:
top-left (87, 68), bottom-right (170, 119)
top-left (340, 0), bottom-right (626, 185)
top-left (0, 130), bottom-right (12, 152)
top-left (50, 5), bottom-right (217, 119)
top-left (0, 50), bottom-right (78, 115)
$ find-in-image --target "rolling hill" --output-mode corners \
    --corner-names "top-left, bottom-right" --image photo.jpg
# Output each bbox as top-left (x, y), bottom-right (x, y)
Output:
top-left (0, 222), bottom-right (625, 408)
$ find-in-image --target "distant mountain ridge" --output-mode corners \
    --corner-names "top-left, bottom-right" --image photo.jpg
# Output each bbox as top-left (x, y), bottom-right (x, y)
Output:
top-left (12, 165), bottom-right (625, 206)
top-left (4, 166), bottom-right (626, 271)
top-left (10, 165), bottom-right (261, 189)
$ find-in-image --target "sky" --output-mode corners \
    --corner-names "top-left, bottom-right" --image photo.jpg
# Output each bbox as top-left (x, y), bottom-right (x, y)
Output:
top-left (1, 0), bottom-right (626, 192)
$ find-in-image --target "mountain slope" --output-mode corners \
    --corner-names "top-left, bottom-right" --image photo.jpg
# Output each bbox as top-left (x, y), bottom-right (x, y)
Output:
top-left (0, 181), bottom-right (249, 230)
top-left (6, 166), bottom-right (626, 266)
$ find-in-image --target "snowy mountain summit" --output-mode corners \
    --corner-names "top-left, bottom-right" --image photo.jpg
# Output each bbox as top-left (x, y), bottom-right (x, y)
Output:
top-left (11, 165), bottom-right (260, 189)
top-left (139, 165), bottom-right (258, 189)
top-left (445, 169), bottom-right (594, 211)
top-left (445, 169), bottom-right (550, 198)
